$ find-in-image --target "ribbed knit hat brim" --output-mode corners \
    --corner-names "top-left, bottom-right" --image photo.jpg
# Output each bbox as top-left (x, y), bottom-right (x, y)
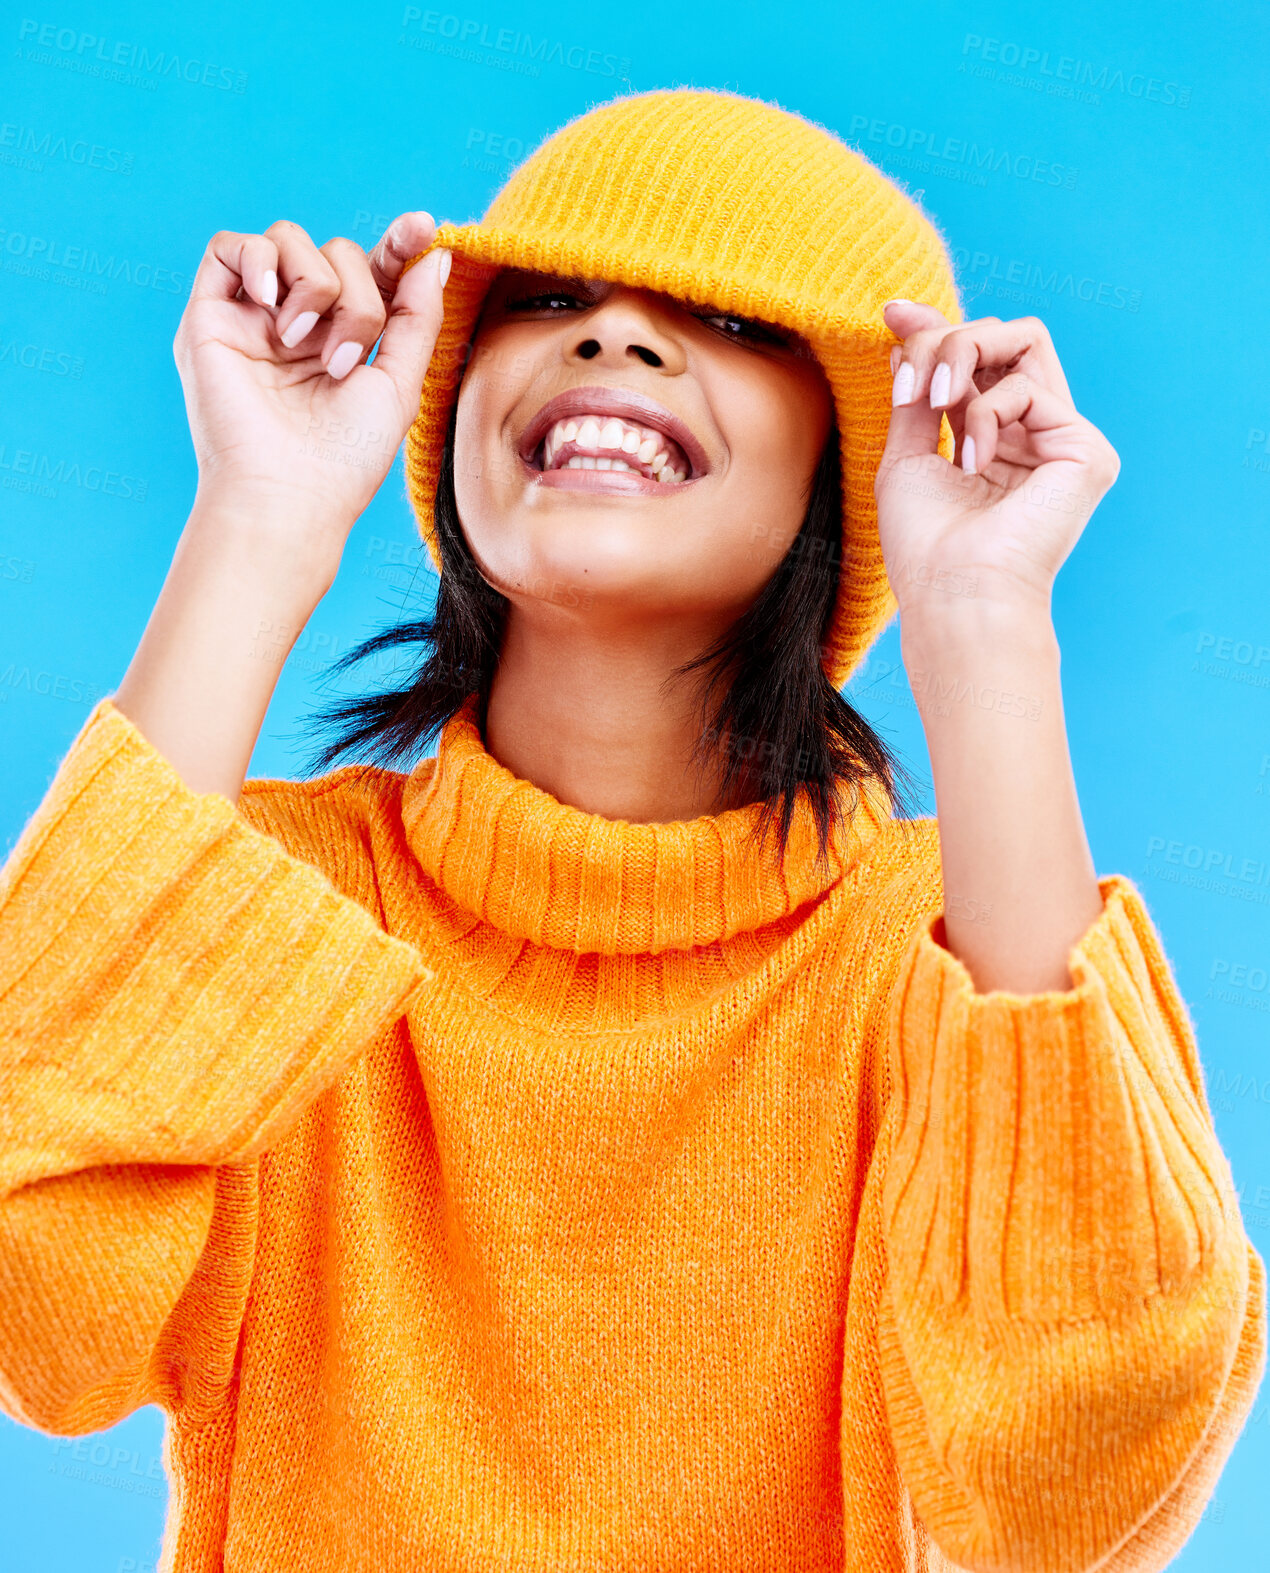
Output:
top-left (405, 87), bottom-right (963, 690)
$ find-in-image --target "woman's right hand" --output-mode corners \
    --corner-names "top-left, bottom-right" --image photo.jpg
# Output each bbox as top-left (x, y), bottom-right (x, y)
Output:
top-left (109, 213), bottom-right (449, 804)
top-left (173, 212), bottom-right (450, 576)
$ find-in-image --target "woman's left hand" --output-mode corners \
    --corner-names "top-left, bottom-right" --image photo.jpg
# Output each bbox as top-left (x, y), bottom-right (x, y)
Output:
top-left (874, 301), bottom-right (1121, 623)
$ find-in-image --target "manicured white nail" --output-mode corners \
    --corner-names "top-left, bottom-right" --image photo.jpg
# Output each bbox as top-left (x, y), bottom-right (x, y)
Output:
top-left (281, 309), bottom-right (319, 349)
top-left (423, 247), bottom-right (451, 287)
top-left (892, 362), bottom-right (915, 406)
top-left (962, 435), bottom-right (977, 475)
top-left (929, 362), bottom-right (951, 408)
top-left (261, 269), bottom-right (277, 308)
top-left (327, 341), bottom-right (363, 380)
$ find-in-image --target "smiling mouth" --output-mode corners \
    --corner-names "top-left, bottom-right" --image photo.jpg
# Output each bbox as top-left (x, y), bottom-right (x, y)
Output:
top-left (532, 415), bottom-right (691, 484)
top-left (516, 386), bottom-right (711, 495)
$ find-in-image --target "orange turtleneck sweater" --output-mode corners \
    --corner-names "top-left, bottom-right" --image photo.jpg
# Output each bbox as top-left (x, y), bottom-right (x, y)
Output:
top-left (0, 694), bottom-right (1263, 1573)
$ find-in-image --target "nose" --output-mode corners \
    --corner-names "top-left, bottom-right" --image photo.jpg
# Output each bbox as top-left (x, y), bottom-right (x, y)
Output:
top-left (565, 284), bottom-right (688, 373)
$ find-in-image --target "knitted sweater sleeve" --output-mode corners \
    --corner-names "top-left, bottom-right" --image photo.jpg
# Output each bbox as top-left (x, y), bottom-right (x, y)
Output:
top-left (877, 862), bottom-right (1266, 1573)
top-left (0, 700), bottom-right (426, 1437)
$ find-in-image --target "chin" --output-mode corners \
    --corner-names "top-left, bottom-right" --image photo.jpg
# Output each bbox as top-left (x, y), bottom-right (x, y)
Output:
top-left (468, 503), bottom-right (698, 614)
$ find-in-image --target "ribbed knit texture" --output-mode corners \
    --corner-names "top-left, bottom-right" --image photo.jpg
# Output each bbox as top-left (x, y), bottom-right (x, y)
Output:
top-left (0, 697), bottom-right (1263, 1573)
top-left (404, 87), bottom-right (963, 691)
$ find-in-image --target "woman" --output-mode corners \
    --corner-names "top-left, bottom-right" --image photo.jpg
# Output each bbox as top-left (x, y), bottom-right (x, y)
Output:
top-left (0, 87), bottom-right (1262, 1573)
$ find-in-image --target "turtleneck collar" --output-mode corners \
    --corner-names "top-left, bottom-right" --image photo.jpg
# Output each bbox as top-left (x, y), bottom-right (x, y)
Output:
top-left (400, 694), bottom-right (893, 956)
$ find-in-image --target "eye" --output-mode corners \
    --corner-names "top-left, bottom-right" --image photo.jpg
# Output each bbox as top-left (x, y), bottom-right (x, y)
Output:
top-left (498, 282), bottom-right (797, 351)
top-left (502, 289), bottom-right (590, 313)
top-left (695, 311), bottom-right (794, 348)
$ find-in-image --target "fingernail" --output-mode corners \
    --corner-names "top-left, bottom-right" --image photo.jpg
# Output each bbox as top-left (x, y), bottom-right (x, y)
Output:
top-left (327, 341), bottom-right (363, 380)
top-left (435, 248), bottom-right (452, 288)
top-left (884, 299), bottom-right (913, 311)
top-left (261, 269), bottom-right (278, 308)
top-left (929, 363), bottom-right (950, 408)
top-left (962, 435), bottom-right (977, 475)
top-left (892, 362), bottom-right (915, 406)
top-left (281, 309), bottom-right (320, 349)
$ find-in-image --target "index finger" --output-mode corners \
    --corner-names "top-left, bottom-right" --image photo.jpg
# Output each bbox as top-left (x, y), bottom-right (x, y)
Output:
top-left (888, 303), bottom-right (1072, 410)
top-left (937, 315), bottom-right (1072, 405)
top-left (882, 299), bottom-right (952, 337)
top-left (366, 211), bottom-right (437, 301)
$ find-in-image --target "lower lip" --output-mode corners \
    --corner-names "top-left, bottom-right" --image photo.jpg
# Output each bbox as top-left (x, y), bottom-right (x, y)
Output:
top-left (518, 451), bottom-right (701, 496)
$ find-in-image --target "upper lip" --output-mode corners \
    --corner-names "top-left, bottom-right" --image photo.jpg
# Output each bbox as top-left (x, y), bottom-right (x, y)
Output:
top-left (516, 385), bottom-right (711, 479)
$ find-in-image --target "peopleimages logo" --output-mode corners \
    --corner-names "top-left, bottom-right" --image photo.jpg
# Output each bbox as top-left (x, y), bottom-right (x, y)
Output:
top-left (398, 8), bottom-right (630, 78)
top-left (952, 248), bottom-right (1142, 312)
top-left (0, 228), bottom-right (189, 294)
top-left (0, 443), bottom-right (147, 501)
top-left (1190, 631), bottom-right (1270, 690)
top-left (0, 121), bottom-right (133, 174)
top-left (462, 126), bottom-right (529, 173)
top-left (0, 665), bottom-right (98, 705)
top-left (1145, 835), bottom-right (1270, 893)
top-left (959, 33), bottom-right (1191, 108)
top-left (1244, 426), bottom-right (1270, 475)
top-left (846, 115), bottom-right (1078, 188)
top-left (46, 1437), bottom-right (163, 1497)
top-left (0, 329), bottom-right (84, 377)
top-left (16, 18), bottom-right (248, 92)
top-left (1207, 959), bottom-right (1270, 1015)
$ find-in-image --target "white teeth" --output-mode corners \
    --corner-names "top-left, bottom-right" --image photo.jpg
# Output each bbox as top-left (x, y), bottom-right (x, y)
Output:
top-left (538, 413), bottom-right (693, 482)
top-left (562, 456), bottom-right (655, 478)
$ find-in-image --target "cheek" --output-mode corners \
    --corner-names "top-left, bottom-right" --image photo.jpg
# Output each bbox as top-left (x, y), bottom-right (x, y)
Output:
top-left (452, 325), bottom-right (556, 513)
top-left (452, 361), bottom-right (515, 526)
top-left (452, 379), bottom-right (484, 512)
top-left (703, 370), bottom-right (831, 592)
top-left (723, 375), bottom-right (829, 537)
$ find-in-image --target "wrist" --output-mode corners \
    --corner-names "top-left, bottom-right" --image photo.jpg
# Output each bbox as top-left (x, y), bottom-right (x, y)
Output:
top-left (185, 493), bottom-right (343, 610)
top-left (900, 603), bottom-right (1061, 729)
top-left (899, 595), bottom-right (1059, 664)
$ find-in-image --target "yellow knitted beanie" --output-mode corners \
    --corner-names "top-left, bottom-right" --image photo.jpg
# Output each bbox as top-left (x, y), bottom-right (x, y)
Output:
top-left (405, 86), bottom-right (963, 690)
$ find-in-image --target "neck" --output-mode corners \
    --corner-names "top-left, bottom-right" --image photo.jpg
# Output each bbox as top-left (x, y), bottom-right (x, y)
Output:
top-left (482, 605), bottom-right (762, 823)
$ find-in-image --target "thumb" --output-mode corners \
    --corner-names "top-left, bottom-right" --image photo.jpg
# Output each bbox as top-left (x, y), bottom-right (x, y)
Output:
top-left (372, 246), bottom-right (450, 413)
top-left (879, 298), bottom-right (955, 470)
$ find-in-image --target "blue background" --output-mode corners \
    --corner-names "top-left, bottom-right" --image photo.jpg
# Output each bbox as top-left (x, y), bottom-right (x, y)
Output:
top-left (2, 2), bottom-right (1267, 1568)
